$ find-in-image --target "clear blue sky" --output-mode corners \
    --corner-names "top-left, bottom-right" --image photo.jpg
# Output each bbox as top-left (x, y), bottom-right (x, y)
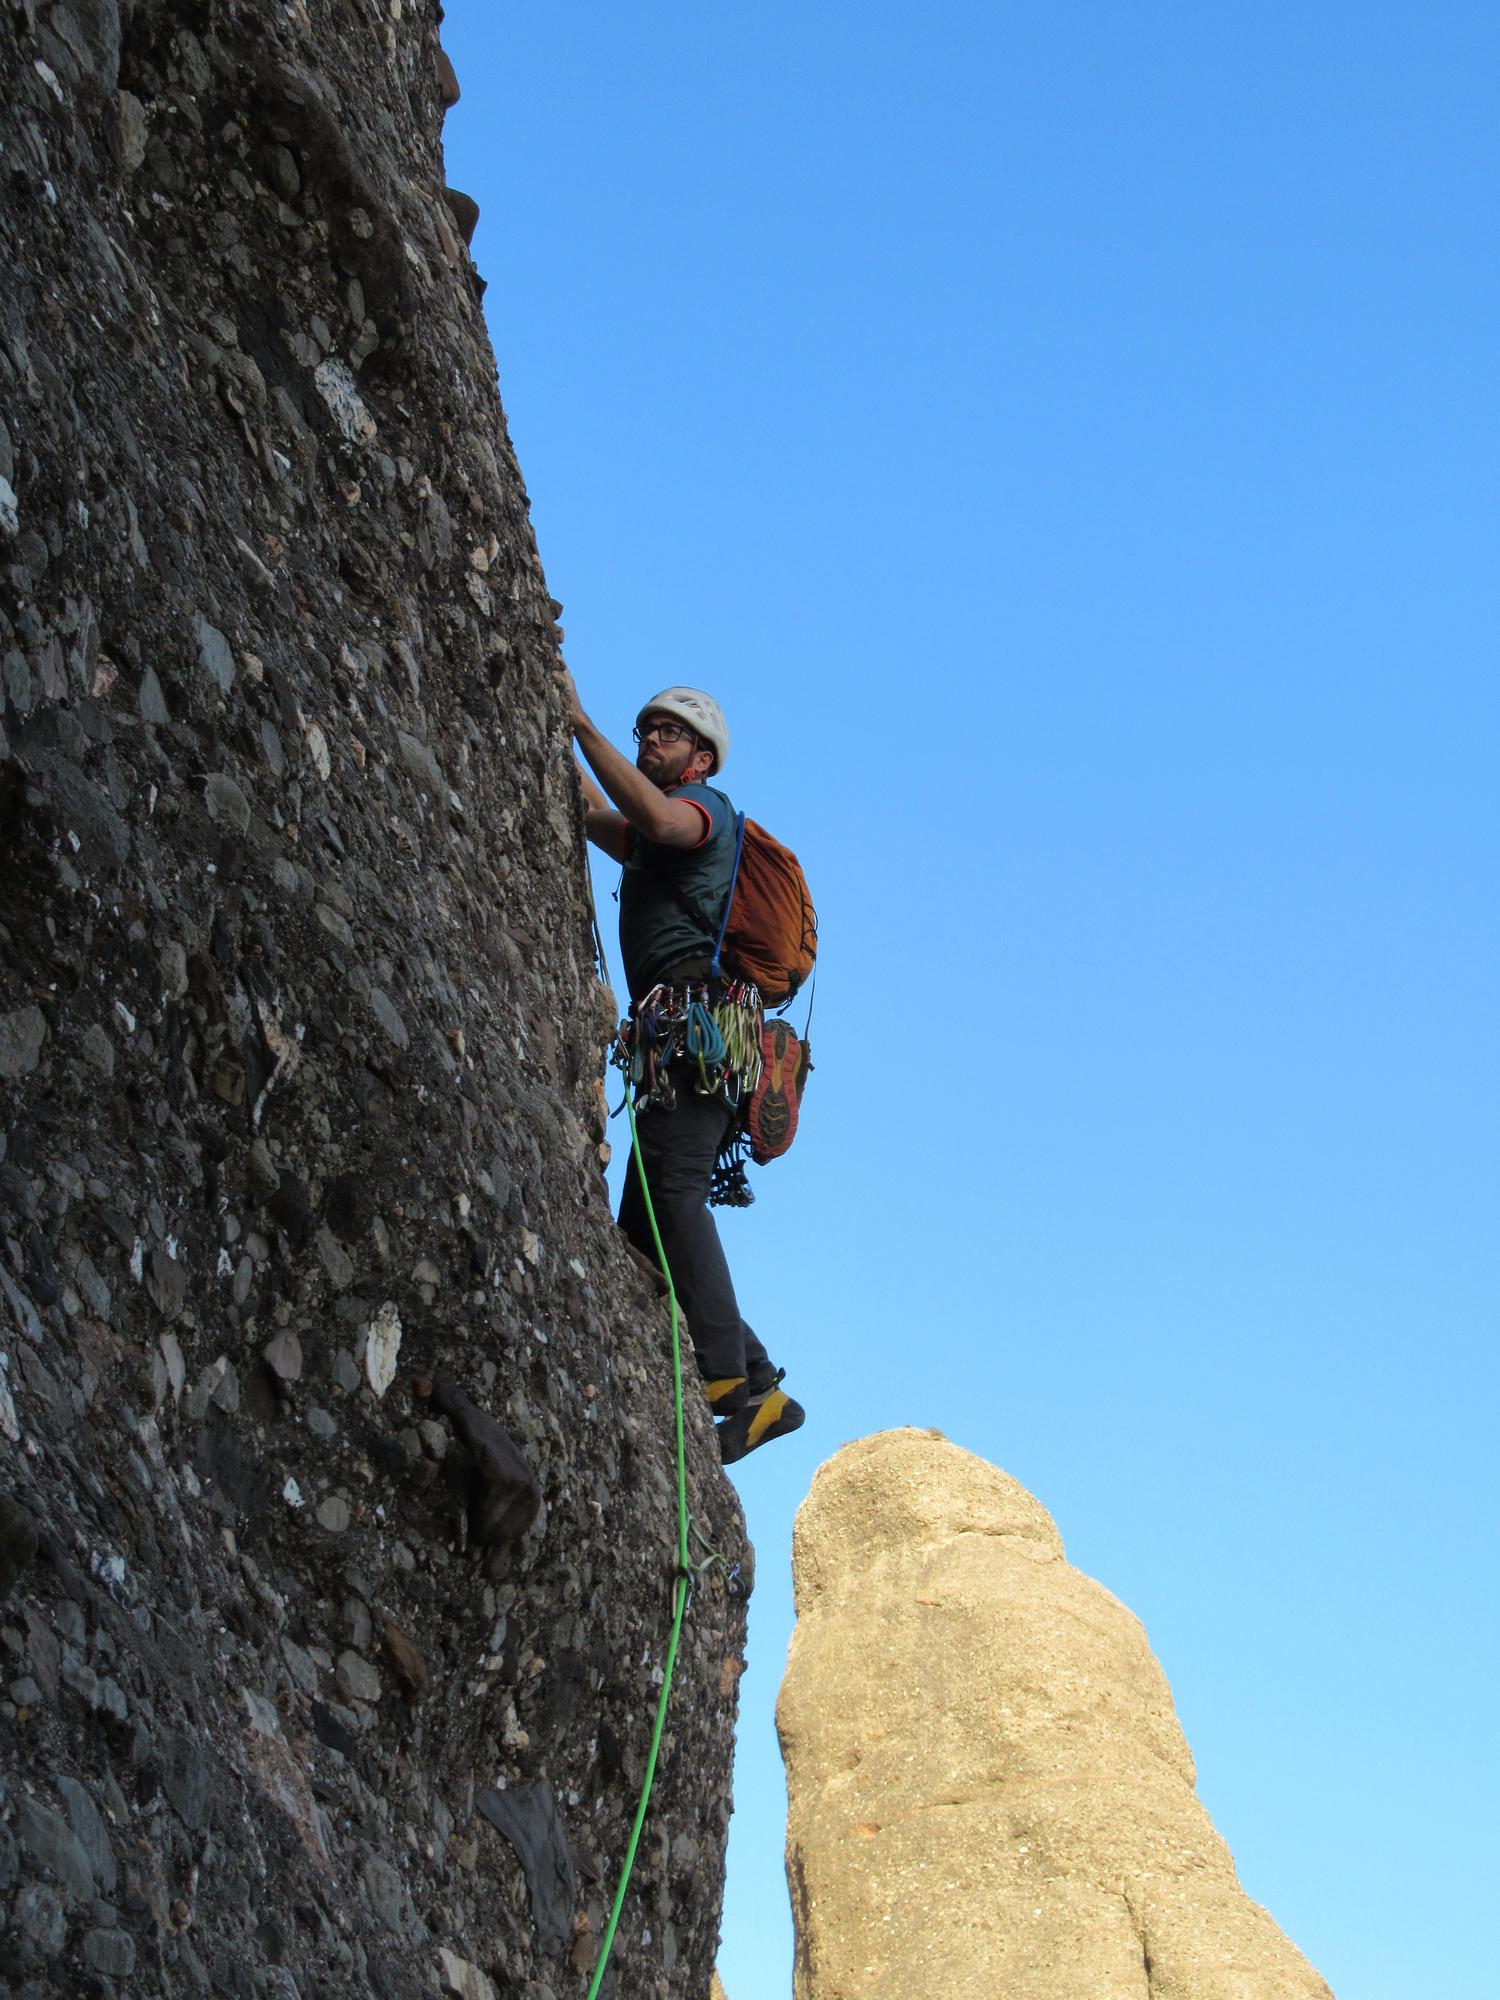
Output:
top-left (440, 6), bottom-right (1499, 1995)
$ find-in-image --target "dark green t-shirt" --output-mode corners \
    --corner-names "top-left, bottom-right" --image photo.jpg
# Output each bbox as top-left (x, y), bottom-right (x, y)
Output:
top-left (618, 782), bottom-right (737, 1000)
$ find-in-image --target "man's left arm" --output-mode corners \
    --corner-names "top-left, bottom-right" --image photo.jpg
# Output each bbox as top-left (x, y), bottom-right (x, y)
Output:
top-left (575, 760), bottom-right (630, 861)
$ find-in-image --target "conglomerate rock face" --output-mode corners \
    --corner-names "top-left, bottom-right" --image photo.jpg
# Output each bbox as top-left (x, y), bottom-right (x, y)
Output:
top-left (778, 1429), bottom-right (1333, 2000)
top-left (0, 4), bottom-right (748, 1997)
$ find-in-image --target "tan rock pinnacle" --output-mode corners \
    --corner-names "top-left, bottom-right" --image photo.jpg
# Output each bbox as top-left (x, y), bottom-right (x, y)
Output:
top-left (777, 1428), bottom-right (1333, 2000)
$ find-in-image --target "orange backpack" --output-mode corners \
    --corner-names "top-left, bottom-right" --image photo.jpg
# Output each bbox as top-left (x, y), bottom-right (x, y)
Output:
top-left (711, 814), bottom-right (817, 1007)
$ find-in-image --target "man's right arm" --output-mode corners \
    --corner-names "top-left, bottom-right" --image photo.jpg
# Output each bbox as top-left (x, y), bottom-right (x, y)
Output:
top-left (560, 669), bottom-right (709, 850)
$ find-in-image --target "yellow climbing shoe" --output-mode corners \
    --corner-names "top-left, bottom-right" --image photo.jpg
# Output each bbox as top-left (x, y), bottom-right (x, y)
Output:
top-left (704, 1376), bottom-right (748, 1416)
top-left (717, 1388), bottom-right (805, 1465)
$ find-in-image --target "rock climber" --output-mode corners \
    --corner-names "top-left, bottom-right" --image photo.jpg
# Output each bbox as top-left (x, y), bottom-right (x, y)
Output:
top-left (563, 674), bottom-right (805, 1464)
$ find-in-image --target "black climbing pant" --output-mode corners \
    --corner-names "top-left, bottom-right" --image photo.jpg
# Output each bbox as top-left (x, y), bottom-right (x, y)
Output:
top-left (618, 1068), bottom-right (771, 1390)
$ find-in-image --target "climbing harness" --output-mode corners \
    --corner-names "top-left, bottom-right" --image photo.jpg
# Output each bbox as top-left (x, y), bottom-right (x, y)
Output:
top-left (609, 978), bottom-right (813, 1203)
top-left (610, 978), bottom-right (765, 1121)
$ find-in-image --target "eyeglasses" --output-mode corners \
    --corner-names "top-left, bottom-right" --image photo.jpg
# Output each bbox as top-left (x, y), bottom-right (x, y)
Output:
top-left (632, 718), bottom-right (697, 747)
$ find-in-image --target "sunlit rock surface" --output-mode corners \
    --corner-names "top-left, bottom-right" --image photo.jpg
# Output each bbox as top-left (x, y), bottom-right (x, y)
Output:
top-left (779, 1429), bottom-right (1332, 2000)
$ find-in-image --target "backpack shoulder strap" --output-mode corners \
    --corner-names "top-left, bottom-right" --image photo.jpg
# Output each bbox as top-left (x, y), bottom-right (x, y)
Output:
top-left (709, 811), bottom-right (748, 982)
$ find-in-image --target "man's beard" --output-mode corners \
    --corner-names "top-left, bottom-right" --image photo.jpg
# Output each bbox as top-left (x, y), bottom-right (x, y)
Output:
top-left (638, 746), bottom-right (688, 788)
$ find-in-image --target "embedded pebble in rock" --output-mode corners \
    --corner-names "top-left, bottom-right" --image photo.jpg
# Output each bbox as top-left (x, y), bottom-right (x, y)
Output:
top-left (282, 1638), bottom-right (319, 1695)
top-left (398, 729), bottom-right (447, 797)
top-left (316, 1226), bottom-right (355, 1290)
top-left (263, 1329), bottom-right (303, 1382)
top-left (361, 1300), bottom-right (402, 1397)
top-left (313, 358), bottom-right (378, 445)
top-left (439, 1949), bottom-right (497, 2000)
top-left (435, 45), bottom-right (461, 111)
top-left (82, 1928), bottom-right (137, 1978)
top-left (337, 1650), bottom-right (383, 1705)
top-left (205, 771), bottom-right (251, 832)
top-left (159, 1332), bottom-right (186, 1402)
top-left (303, 717), bottom-right (333, 780)
top-left (365, 1852), bottom-right (415, 1933)
top-left (443, 187), bottom-right (481, 250)
top-left (55, 1777), bottom-right (117, 1895)
top-left (115, 88), bottom-right (147, 171)
top-left (0, 4), bottom-right (748, 1997)
top-left (367, 985), bottom-right (409, 1049)
top-left (80, 1023), bottom-right (114, 1074)
top-left (0, 1368), bottom-right (22, 1444)
top-left (13, 1883), bottom-right (66, 1957)
top-left (138, 664), bottom-right (169, 724)
top-left (15, 1799), bottom-right (93, 1902)
top-left (382, 1618), bottom-right (429, 1701)
top-left (0, 1005), bottom-right (48, 1079)
top-left (194, 614), bottom-right (236, 694)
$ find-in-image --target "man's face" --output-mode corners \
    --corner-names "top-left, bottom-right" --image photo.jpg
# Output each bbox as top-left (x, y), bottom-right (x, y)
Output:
top-left (635, 712), bottom-right (705, 788)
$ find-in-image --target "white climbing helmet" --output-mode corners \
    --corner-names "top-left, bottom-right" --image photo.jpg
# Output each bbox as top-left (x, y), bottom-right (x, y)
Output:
top-left (636, 687), bottom-right (730, 774)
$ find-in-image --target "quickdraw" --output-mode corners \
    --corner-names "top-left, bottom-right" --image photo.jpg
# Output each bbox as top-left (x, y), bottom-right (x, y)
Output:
top-left (684, 994), bottom-right (725, 1092)
top-left (709, 1143), bottom-right (756, 1209)
top-left (612, 984), bottom-right (682, 1113)
top-left (714, 978), bottom-right (764, 1093)
top-left (687, 1515), bottom-right (747, 1600)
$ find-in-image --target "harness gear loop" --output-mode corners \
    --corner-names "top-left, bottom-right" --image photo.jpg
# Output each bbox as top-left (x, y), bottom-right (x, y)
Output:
top-left (611, 980), bottom-right (764, 1114)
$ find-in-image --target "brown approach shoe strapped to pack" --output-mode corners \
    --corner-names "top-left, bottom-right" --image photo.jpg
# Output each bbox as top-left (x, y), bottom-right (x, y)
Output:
top-left (746, 1018), bottom-right (810, 1163)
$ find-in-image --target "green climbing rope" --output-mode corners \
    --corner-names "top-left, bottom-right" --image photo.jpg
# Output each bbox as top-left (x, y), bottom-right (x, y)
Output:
top-left (584, 1090), bottom-right (692, 2000)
